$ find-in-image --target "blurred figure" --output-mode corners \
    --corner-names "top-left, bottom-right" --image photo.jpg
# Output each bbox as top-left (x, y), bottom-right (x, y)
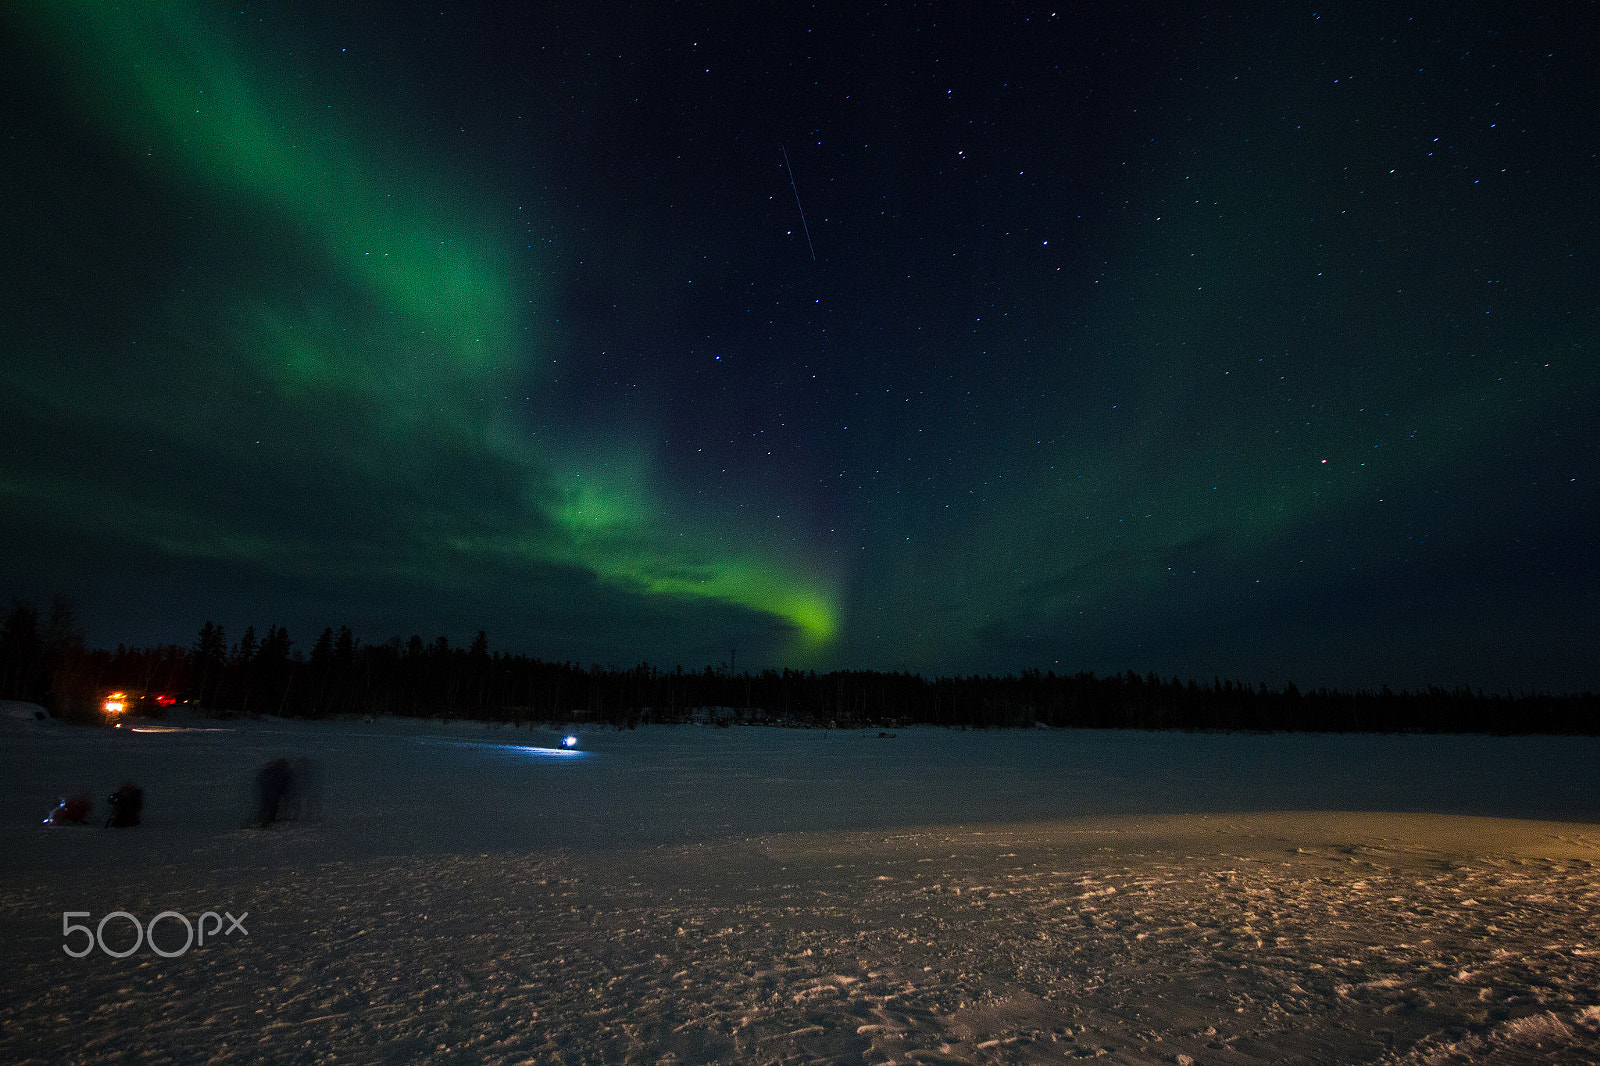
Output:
top-left (280, 756), bottom-right (322, 822)
top-left (105, 782), bottom-right (143, 828)
top-left (43, 793), bottom-right (93, 826)
top-left (256, 757), bottom-right (292, 827)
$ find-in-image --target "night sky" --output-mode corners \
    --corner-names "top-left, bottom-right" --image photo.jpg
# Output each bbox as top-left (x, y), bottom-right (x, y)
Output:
top-left (2, 4), bottom-right (1596, 693)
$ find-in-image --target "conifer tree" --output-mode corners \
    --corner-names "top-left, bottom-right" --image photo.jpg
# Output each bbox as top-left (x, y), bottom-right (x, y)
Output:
top-left (193, 621), bottom-right (226, 709)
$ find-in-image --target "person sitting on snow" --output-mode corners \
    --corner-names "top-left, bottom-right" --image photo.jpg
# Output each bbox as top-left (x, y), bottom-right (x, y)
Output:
top-left (43, 793), bottom-right (92, 826)
top-left (105, 782), bottom-right (143, 828)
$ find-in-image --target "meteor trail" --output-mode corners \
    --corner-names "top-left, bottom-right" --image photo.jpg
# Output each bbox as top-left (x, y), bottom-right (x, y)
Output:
top-left (779, 143), bottom-right (816, 262)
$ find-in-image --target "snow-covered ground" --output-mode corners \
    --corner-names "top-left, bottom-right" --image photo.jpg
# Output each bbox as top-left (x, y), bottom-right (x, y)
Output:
top-left (2, 708), bottom-right (1598, 1063)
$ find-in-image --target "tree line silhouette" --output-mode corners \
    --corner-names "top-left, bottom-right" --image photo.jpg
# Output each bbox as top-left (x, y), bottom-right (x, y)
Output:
top-left (3, 599), bottom-right (1597, 734)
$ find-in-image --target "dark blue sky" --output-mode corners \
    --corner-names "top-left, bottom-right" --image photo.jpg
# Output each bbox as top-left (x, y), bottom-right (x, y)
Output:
top-left (2, 3), bottom-right (1595, 692)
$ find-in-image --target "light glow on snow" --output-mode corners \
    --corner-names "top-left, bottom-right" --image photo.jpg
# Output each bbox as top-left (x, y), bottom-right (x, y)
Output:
top-left (424, 738), bottom-right (589, 759)
top-left (3, 716), bottom-right (1600, 1062)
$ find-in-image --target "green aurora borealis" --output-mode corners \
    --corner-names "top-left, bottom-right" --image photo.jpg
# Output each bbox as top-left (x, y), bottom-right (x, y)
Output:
top-left (2, 4), bottom-right (1596, 690)
top-left (5, 4), bottom-right (840, 656)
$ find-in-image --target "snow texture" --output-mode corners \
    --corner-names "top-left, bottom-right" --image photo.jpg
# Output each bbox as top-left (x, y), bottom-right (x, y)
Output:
top-left (2, 715), bottom-right (1598, 1063)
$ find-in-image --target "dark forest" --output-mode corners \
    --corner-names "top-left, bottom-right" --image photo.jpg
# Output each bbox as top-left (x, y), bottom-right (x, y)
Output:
top-left (3, 600), bottom-right (1596, 734)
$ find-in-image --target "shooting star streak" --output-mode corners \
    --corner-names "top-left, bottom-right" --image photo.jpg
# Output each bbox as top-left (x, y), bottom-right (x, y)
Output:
top-left (780, 143), bottom-right (816, 262)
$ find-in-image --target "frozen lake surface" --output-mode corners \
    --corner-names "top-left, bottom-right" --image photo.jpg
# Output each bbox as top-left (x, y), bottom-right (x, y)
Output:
top-left (3, 709), bottom-right (1599, 1064)
top-left (3, 712), bottom-right (1599, 871)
